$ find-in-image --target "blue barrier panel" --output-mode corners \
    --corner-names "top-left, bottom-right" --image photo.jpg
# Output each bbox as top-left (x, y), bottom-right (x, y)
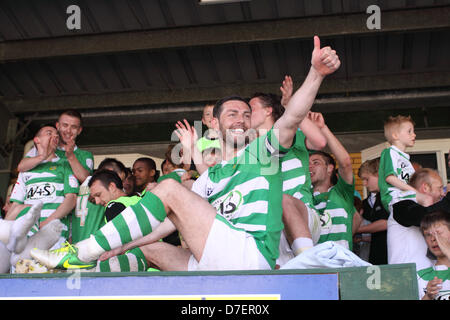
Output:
top-left (0, 272), bottom-right (339, 300)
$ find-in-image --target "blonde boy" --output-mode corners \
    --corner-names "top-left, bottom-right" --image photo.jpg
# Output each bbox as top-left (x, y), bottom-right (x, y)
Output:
top-left (379, 115), bottom-right (426, 211)
top-left (379, 115), bottom-right (431, 264)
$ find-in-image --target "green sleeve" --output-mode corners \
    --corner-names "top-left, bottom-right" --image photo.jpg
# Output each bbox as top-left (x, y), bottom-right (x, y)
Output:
top-left (379, 148), bottom-right (395, 180)
top-left (64, 163), bottom-right (80, 195)
top-left (335, 173), bottom-right (356, 211)
top-left (157, 171), bottom-right (182, 183)
top-left (78, 150), bottom-right (94, 174)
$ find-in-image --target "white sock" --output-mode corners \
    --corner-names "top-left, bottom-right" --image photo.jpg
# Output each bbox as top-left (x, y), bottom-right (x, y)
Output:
top-left (10, 220), bottom-right (64, 266)
top-left (7, 202), bottom-right (42, 253)
top-left (292, 237), bottom-right (313, 256)
top-left (76, 235), bottom-right (105, 262)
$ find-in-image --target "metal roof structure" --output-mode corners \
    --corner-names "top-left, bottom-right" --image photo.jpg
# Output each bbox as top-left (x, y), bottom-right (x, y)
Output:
top-left (0, 0), bottom-right (449, 167)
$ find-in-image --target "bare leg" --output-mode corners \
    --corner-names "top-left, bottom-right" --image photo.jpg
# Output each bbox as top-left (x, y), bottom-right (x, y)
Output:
top-left (282, 194), bottom-right (315, 256)
top-left (151, 179), bottom-right (217, 262)
top-left (282, 194), bottom-right (312, 243)
top-left (140, 241), bottom-right (192, 271)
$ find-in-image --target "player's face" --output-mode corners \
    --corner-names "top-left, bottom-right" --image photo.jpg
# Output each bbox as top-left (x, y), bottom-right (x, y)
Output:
top-left (396, 121), bottom-right (416, 148)
top-left (217, 100), bottom-right (252, 149)
top-left (36, 126), bottom-right (59, 152)
top-left (56, 114), bottom-right (82, 145)
top-left (360, 172), bottom-right (379, 193)
top-left (90, 180), bottom-right (115, 207)
top-left (309, 154), bottom-right (331, 185)
top-left (423, 222), bottom-right (450, 258)
top-left (249, 97), bottom-right (269, 131)
top-left (132, 161), bottom-right (155, 188)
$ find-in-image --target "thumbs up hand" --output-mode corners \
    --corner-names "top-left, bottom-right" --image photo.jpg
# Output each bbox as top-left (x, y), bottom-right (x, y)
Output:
top-left (311, 36), bottom-right (341, 77)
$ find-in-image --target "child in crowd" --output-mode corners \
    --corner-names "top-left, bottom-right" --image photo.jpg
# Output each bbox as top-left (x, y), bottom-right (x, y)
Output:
top-left (417, 211), bottom-right (450, 300)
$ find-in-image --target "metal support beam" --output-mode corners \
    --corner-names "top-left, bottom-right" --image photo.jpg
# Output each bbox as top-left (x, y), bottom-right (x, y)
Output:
top-left (4, 71), bottom-right (450, 114)
top-left (0, 7), bottom-right (449, 61)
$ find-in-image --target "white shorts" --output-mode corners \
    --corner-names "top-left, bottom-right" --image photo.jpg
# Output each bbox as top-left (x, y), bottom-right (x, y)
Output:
top-left (277, 206), bottom-right (321, 266)
top-left (308, 205), bottom-right (321, 245)
top-left (187, 216), bottom-right (271, 271)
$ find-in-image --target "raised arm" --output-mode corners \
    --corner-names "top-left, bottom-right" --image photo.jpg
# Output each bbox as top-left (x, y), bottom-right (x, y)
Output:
top-left (175, 119), bottom-right (209, 175)
top-left (17, 136), bottom-right (53, 172)
top-left (308, 112), bottom-right (353, 184)
top-left (299, 115), bottom-right (327, 151)
top-left (280, 76), bottom-right (326, 151)
top-left (65, 137), bottom-right (90, 183)
top-left (274, 36), bottom-right (340, 149)
top-left (280, 75), bottom-right (293, 107)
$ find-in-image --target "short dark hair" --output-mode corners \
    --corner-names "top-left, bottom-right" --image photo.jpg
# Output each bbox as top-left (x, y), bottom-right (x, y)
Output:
top-left (213, 95), bottom-right (251, 119)
top-left (35, 123), bottom-right (57, 137)
top-left (420, 210), bottom-right (450, 233)
top-left (250, 92), bottom-right (285, 121)
top-left (311, 151), bottom-right (338, 185)
top-left (98, 158), bottom-right (126, 177)
top-left (59, 109), bottom-right (83, 126)
top-left (134, 157), bottom-right (160, 181)
top-left (89, 169), bottom-right (123, 190)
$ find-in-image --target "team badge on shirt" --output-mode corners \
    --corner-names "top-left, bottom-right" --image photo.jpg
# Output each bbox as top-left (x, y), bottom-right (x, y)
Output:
top-left (211, 189), bottom-right (243, 220)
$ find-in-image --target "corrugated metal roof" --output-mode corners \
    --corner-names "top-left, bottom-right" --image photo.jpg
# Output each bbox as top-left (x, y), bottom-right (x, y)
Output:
top-left (0, 0), bottom-right (449, 150)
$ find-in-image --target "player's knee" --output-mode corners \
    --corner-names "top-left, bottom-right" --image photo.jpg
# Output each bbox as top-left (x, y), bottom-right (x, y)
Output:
top-left (153, 178), bottom-right (181, 198)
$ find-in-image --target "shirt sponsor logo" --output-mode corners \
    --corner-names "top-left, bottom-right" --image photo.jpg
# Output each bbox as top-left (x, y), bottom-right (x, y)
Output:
top-left (26, 183), bottom-right (56, 200)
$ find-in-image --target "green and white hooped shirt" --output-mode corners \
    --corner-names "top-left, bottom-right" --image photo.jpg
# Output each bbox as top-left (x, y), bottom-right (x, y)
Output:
top-left (417, 263), bottom-right (450, 300)
top-left (26, 145), bottom-right (94, 176)
top-left (10, 155), bottom-right (79, 238)
top-left (281, 129), bottom-right (314, 207)
top-left (312, 175), bottom-right (356, 250)
top-left (379, 145), bottom-right (416, 212)
top-left (191, 128), bottom-right (289, 269)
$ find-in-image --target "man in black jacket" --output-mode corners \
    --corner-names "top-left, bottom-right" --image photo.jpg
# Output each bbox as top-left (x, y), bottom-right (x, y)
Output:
top-left (392, 168), bottom-right (448, 269)
top-left (356, 158), bottom-right (389, 265)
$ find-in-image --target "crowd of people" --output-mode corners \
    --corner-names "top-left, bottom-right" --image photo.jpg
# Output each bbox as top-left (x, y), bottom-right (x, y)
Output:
top-left (0, 36), bottom-right (448, 300)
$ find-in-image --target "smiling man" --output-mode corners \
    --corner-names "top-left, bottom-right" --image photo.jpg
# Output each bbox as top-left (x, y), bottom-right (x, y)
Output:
top-left (31, 36), bottom-right (341, 271)
top-left (17, 110), bottom-right (94, 184)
